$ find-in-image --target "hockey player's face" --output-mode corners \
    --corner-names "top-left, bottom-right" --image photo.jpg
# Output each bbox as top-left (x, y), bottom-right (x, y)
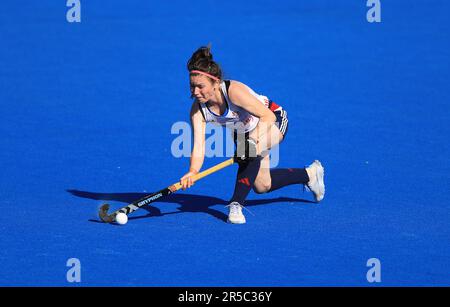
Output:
top-left (190, 75), bottom-right (217, 102)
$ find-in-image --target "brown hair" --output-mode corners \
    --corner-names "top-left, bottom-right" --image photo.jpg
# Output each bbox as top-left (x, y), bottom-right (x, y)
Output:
top-left (187, 44), bottom-right (223, 82)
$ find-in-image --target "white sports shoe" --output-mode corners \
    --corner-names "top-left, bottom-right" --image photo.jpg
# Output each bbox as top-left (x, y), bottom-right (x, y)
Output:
top-left (227, 202), bottom-right (246, 224)
top-left (306, 160), bottom-right (325, 202)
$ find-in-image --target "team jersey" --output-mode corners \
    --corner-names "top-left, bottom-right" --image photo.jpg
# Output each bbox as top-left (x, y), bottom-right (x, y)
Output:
top-left (198, 80), bottom-right (282, 133)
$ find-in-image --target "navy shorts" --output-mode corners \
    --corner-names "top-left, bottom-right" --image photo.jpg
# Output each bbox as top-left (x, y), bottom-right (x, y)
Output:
top-left (233, 108), bottom-right (289, 145)
top-left (273, 109), bottom-right (289, 138)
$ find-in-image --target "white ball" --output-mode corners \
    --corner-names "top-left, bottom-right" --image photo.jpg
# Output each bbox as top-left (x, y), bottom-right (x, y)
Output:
top-left (115, 212), bottom-right (128, 225)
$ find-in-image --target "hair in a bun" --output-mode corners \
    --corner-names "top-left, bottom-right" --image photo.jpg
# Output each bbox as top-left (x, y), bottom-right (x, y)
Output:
top-left (187, 44), bottom-right (222, 81)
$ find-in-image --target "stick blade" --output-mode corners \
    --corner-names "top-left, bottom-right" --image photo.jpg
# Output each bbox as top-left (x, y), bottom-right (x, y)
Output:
top-left (99, 203), bottom-right (115, 223)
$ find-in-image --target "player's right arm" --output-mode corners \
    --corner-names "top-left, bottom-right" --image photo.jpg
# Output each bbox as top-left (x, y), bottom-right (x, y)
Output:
top-left (180, 101), bottom-right (206, 189)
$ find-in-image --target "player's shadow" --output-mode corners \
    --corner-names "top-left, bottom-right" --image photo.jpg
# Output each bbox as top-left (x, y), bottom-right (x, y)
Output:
top-left (67, 189), bottom-right (316, 223)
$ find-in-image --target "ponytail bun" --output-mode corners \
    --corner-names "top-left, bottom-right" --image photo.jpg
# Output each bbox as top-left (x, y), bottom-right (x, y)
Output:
top-left (187, 44), bottom-right (223, 81)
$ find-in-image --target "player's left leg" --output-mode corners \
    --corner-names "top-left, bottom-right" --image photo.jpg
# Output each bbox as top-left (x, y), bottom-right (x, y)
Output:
top-left (227, 109), bottom-right (325, 224)
top-left (253, 150), bottom-right (325, 203)
top-left (250, 112), bottom-right (325, 202)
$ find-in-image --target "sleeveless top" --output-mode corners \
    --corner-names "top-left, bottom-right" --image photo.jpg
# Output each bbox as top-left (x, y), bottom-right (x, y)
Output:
top-left (198, 80), bottom-right (282, 133)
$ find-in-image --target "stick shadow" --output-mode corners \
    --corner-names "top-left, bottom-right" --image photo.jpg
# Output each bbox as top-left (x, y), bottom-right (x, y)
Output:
top-left (67, 189), bottom-right (316, 223)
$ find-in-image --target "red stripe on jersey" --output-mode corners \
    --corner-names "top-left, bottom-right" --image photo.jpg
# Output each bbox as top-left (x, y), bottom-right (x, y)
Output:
top-left (269, 101), bottom-right (281, 112)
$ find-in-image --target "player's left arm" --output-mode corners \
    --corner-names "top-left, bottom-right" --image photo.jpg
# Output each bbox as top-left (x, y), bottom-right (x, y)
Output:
top-left (228, 81), bottom-right (277, 155)
top-left (228, 81), bottom-right (276, 123)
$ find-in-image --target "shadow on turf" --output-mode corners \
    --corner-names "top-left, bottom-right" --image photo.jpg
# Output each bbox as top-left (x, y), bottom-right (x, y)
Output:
top-left (67, 189), bottom-right (316, 223)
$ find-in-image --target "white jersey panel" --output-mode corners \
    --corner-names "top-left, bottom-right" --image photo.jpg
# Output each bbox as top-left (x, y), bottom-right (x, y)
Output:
top-left (199, 81), bottom-right (272, 133)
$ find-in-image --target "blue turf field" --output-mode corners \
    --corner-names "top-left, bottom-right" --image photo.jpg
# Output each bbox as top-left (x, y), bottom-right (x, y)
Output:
top-left (1, 1), bottom-right (449, 286)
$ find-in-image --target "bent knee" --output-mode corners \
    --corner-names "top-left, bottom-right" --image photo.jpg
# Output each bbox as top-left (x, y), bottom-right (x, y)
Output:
top-left (253, 181), bottom-right (271, 194)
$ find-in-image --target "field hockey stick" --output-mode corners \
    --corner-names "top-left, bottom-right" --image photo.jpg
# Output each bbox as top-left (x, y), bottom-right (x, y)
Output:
top-left (99, 157), bottom-right (236, 223)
